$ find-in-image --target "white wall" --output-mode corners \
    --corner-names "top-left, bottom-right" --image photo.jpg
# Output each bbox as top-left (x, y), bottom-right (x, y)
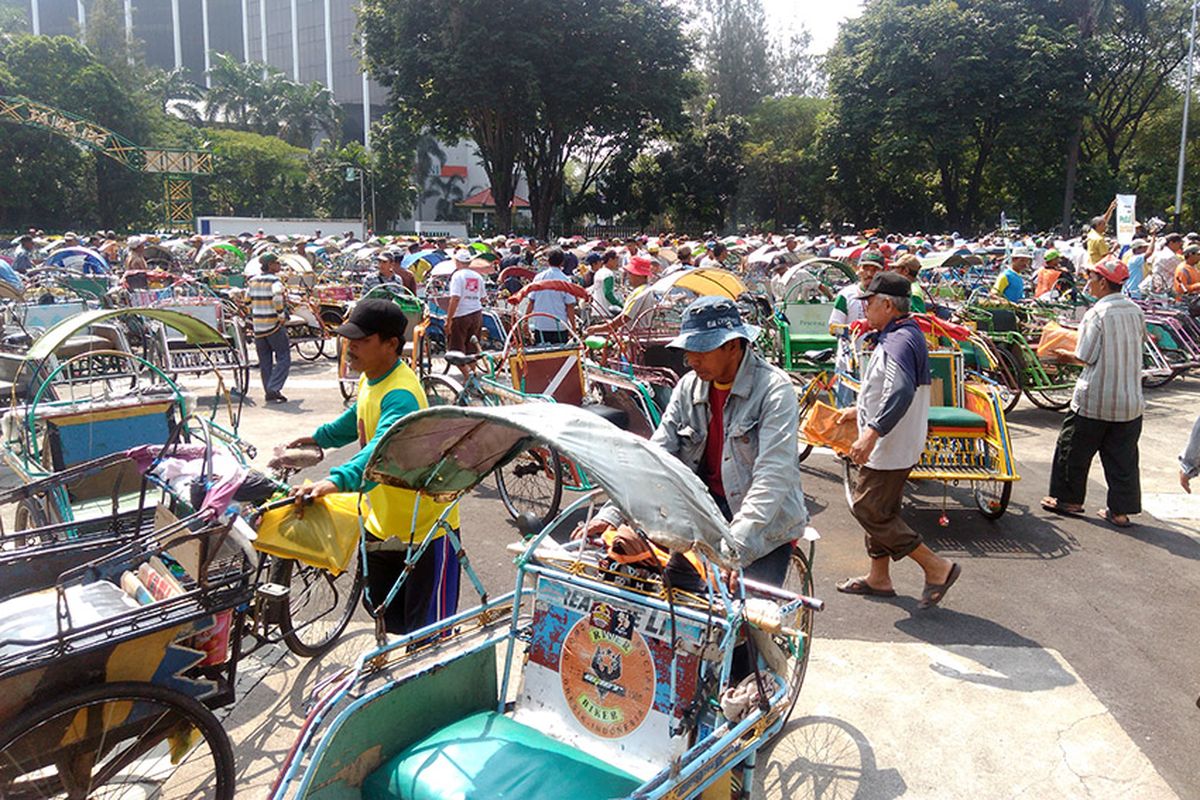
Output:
top-left (197, 216), bottom-right (366, 238)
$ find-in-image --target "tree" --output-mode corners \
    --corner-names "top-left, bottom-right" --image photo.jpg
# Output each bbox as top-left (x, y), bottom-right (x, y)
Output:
top-left (145, 66), bottom-right (202, 115)
top-left (275, 79), bottom-right (341, 147)
top-left (360, 0), bottom-right (540, 232)
top-left (771, 25), bottom-right (825, 98)
top-left (741, 96), bottom-right (828, 229)
top-left (516, 0), bottom-right (692, 238)
top-left (305, 111), bottom-right (418, 228)
top-left (701, 0), bottom-right (774, 117)
top-left (825, 0), bottom-right (1084, 230)
top-left (198, 128), bottom-right (310, 217)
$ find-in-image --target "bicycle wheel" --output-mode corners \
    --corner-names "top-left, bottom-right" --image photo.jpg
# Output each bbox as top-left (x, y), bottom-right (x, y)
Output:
top-left (272, 548), bottom-right (363, 658)
top-left (1028, 362), bottom-right (1079, 410)
top-left (990, 345), bottom-right (1023, 414)
top-left (495, 446), bottom-right (564, 528)
top-left (973, 480), bottom-right (1012, 519)
top-left (337, 340), bottom-right (357, 402)
top-left (0, 681), bottom-right (235, 800)
top-left (774, 545), bottom-right (816, 732)
top-left (422, 374), bottom-right (465, 407)
top-left (296, 336), bottom-right (326, 361)
top-left (797, 443), bottom-right (814, 464)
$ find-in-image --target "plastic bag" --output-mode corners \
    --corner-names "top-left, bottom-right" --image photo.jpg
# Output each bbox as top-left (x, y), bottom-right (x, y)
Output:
top-left (253, 492), bottom-right (361, 576)
top-left (801, 401), bottom-right (858, 455)
top-left (1035, 322), bottom-right (1084, 365)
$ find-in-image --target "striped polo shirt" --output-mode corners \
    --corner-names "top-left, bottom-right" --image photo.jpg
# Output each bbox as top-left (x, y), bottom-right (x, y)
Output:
top-left (1072, 293), bottom-right (1145, 422)
top-left (248, 274), bottom-right (285, 335)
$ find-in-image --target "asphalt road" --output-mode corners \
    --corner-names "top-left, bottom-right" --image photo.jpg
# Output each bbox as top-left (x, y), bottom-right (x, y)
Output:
top-left (210, 356), bottom-right (1198, 799)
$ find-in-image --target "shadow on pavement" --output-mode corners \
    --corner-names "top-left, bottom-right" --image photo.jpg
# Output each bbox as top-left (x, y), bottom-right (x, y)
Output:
top-left (755, 715), bottom-right (906, 800)
top-left (888, 596), bottom-right (1075, 692)
top-left (1084, 515), bottom-right (1200, 560)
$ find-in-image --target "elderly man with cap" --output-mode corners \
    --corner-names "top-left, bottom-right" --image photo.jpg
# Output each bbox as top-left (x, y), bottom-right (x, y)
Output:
top-left (578, 295), bottom-right (808, 586)
top-left (1043, 257), bottom-right (1145, 527)
top-left (992, 247), bottom-right (1031, 302)
top-left (248, 252), bottom-right (291, 403)
top-left (590, 254), bottom-right (658, 336)
top-left (1149, 232), bottom-right (1183, 295)
top-left (445, 247), bottom-right (485, 349)
top-left (124, 236), bottom-right (148, 273)
top-left (286, 299), bottom-right (461, 635)
top-left (1173, 244), bottom-right (1200, 301)
top-left (835, 272), bottom-right (961, 608)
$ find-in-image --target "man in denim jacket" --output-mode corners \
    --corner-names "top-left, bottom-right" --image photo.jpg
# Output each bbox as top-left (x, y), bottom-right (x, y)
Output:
top-left (581, 296), bottom-right (808, 584)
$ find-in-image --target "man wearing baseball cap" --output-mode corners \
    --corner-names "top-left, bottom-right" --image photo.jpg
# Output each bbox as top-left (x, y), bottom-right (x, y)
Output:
top-left (579, 295), bottom-right (808, 584)
top-left (287, 299), bottom-right (461, 635)
top-left (1044, 257), bottom-right (1145, 528)
top-left (837, 272), bottom-right (961, 608)
top-left (445, 249), bottom-right (485, 376)
top-left (992, 247), bottom-right (1031, 302)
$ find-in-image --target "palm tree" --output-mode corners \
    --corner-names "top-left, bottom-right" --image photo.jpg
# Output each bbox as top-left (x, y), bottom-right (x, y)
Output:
top-left (145, 66), bottom-right (202, 116)
top-left (205, 52), bottom-right (260, 128)
top-left (277, 81), bottom-right (342, 147)
top-left (430, 173), bottom-right (467, 221)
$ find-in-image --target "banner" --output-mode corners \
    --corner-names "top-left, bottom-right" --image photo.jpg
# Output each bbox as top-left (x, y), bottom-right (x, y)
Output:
top-left (1115, 194), bottom-right (1137, 245)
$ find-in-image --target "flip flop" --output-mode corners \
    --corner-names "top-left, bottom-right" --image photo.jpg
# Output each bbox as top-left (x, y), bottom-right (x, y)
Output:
top-left (836, 577), bottom-right (897, 597)
top-left (1098, 508), bottom-right (1133, 528)
top-left (1041, 497), bottom-right (1085, 516)
top-left (919, 562), bottom-right (961, 609)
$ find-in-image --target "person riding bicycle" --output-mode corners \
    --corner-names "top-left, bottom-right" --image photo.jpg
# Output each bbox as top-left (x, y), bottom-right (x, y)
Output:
top-left (287, 300), bottom-right (461, 635)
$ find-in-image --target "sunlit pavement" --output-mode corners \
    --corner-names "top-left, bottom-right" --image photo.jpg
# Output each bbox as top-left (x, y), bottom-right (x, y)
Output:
top-left (202, 360), bottom-right (1197, 799)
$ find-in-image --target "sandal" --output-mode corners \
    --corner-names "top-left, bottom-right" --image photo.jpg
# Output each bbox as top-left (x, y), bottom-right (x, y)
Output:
top-left (1098, 508), bottom-right (1133, 528)
top-left (919, 562), bottom-right (961, 609)
top-left (836, 577), bottom-right (897, 597)
top-left (1041, 497), bottom-right (1084, 517)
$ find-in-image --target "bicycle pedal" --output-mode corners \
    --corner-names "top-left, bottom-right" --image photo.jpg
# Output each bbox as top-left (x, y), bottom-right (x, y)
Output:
top-left (256, 582), bottom-right (290, 601)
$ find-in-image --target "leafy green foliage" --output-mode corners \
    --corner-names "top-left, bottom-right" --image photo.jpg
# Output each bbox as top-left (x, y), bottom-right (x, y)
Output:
top-left (194, 128), bottom-right (309, 217)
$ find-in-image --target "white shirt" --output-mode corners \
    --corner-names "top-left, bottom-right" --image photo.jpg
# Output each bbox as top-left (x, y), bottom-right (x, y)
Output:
top-left (529, 266), bottom-right (575, 331)
top-left (448, 267), bottom-right (485, 317)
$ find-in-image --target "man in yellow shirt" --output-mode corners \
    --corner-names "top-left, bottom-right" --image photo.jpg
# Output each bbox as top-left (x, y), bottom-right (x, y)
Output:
top-left (1086, 201), bottom-right (1116, 267)
top-left (289, 299), bottom-right (461, 634)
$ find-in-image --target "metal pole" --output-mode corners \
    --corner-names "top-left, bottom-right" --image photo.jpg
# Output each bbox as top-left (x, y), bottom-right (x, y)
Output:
top-left (260, 0), bottom-right (269, 76)
top-left (371, 169), bottom-right (378, 232)
top-left (290, 0), bottom-right (300, 80)
top-left (202, 0), bottom-right (212, 87)
top-left (171, 0), bottom-right (181, 70)
top-left (30, 0), bottom-right (40, 36)
top-left (77, 0), bottom-right (85, 37)
top-left (1177, 0), bottom-right (1198, 231)
top-left (323, 0), bottom-right (334, 91)
top-left (360, 168), bottom-right (366, 236)
top-left (241, 0), bottom-right (250, 62)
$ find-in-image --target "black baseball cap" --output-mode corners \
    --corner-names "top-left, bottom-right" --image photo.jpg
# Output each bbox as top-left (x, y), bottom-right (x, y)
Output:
top-left (858, 271), bottom-right (913, 300)
top-left (334, 298), bottom-right (408, 341)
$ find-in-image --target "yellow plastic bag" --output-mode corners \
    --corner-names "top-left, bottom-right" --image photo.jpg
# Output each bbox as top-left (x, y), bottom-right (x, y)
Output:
top-left (1035, 322), bottom-right (1084, 365)
top-left (253, 492), bottom-right (361, 576)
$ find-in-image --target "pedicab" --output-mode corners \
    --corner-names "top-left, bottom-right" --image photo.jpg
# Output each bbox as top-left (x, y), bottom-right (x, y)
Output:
top-left (0, 411), bottom-right (372, 799)
top-left (800, 314), bottom-right (1020, 519)
top-left (772, 258), bottom-right (857, 376)
top-left (269, 402), bottom-right (823, 800)
top-left (428, 288), bottom-right (665, 528)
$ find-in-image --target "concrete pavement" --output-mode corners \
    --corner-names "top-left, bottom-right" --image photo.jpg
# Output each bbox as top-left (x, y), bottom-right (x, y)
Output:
top-left (211, 360), bottom-right (1197, 799)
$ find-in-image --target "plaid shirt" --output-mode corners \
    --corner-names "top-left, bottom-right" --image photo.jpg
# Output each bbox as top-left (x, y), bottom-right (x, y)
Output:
top-left (1072, 293), bottom-right (1145, 422)
top-left (248, 274), bottom-right (286, 335)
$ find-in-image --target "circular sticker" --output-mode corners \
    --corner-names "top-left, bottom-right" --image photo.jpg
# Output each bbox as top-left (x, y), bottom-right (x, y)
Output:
top-left (559, 603), bottom-right (656, 739)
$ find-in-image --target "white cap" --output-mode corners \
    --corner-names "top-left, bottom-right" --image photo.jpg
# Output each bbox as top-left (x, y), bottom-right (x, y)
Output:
top-left (453, 249), bottom-right (472, 264)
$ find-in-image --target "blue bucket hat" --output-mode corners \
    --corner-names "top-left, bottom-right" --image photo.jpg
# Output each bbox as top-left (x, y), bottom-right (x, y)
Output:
top-left (667, 296), bottom-right (761, 352)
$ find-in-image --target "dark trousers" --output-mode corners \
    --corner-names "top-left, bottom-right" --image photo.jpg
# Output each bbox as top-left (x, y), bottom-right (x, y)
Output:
top-left (848, 465), bottom-right (922, 561)
top-left (1049, 411), bottom-right (1142, 515)
top-left (254, 327), bottom-right (291, 395)
top-left (363, 534), bottom-right (461, 635)
top-left (533, 329), bottom-right (569, 346)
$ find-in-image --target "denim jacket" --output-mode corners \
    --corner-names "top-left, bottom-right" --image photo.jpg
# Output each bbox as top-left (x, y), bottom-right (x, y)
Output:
top-left (598, 349), bottom-right (808, 566)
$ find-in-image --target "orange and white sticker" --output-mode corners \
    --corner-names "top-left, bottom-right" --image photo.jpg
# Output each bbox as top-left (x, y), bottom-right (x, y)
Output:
top-left (559, 603), bottom-right (656, 739)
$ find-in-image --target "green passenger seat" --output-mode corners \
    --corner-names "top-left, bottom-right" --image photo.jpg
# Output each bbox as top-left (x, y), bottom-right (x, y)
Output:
top-left (927, 405), bottom-right (987, 433)
top-left (363, 710), bottom-right (643, 800)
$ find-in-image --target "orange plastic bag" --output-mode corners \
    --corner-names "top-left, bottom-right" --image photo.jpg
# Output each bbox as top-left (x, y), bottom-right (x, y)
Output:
top-left (801, 401), bottom-right (858, 455)
top-left (1035, 322), bottom-right (1084, 365)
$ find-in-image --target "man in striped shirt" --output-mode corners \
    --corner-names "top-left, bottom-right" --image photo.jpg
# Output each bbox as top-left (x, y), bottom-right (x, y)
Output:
top-left (248, 252), bottom-right (291, 403)
top-left (1044, 256), bottom-right (1145, 527)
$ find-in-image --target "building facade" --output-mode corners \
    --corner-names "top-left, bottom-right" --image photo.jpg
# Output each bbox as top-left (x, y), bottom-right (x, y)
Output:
top-left (11, 0), bottom-right (384, 144)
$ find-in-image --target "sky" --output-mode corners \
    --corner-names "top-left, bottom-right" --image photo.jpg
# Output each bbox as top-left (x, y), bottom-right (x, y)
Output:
top-left (762, 0), bottom-right (865, 53)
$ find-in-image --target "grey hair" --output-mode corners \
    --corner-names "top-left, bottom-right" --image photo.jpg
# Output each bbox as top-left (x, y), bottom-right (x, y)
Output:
top-left (888, 294), bottom-right (911, 314)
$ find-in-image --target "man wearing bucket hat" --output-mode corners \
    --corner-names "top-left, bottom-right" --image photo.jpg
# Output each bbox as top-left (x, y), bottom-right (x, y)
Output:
top-left (287, 299), bottom-right (461, 635)
top-left (580, 295), bottom-right (808, 583)
top-left (1043, 257), bottom-right (1145, 528)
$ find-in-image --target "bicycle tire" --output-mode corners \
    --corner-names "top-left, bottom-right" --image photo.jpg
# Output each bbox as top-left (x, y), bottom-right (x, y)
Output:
top-left (0, 681), bottom-right (235, 800)
top-left (973, 479), bottom-right (1012, 520)
top-left (272, 552), bottom-right (363, 658)
top-left (496, 446), bottom-right (564, 528)
top-left (295, 336), bottom-right (326, 361)
top-left (422, 373), bottom-right (465, 407)
top-left (990, 345), bottom-right (1023, 414)
top-left (774, 546), bottom-right (816, 735)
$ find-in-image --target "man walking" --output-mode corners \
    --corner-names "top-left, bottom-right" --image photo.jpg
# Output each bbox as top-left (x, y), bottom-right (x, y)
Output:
top-left (1043, 257), bottom-right (1145, 527)
top-left (836, 272), bottom-right (960, 608)
top-left (248, 252), bottom-right (291, 403)
top-left (444, 249), bottom-right (486, 373)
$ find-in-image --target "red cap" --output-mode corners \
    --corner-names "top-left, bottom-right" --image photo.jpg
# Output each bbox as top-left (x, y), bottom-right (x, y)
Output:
top-left (624, 255), bottom-right (655, 276)
top-left (1092, 256), bottom-right (1129, 284)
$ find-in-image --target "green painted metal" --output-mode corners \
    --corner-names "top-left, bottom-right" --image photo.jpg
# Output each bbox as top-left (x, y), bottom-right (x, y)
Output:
top-left (26, 307), bottom-right (226, 362)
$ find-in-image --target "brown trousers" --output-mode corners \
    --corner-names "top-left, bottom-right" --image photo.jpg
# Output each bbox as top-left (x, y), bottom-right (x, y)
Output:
top-left (848, 464), bottom-right (921, 561)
